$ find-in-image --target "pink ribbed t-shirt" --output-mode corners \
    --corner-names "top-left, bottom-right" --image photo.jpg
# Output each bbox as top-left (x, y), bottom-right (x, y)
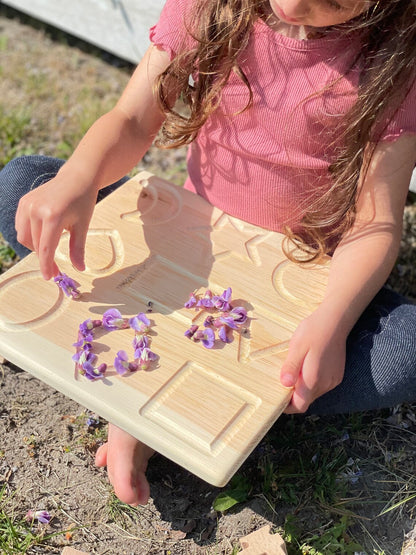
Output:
top-left (150, 0), bottom-right (416, 232)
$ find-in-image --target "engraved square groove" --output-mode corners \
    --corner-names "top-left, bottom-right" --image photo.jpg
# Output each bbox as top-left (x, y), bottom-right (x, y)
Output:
top-left (140, 361), bottom-right (261, 456)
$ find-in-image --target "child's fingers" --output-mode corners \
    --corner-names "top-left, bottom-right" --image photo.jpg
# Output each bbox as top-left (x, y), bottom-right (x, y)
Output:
top-left (37, 222), bottom-right (62, 280)
top-left (284, 388), bottom-right (310, 414)
top-left (69, 225), bottom-right (88, 272)
top-left (280, 343), bottom-right (306, 388)
top-left (29, 215), bottom-right (43, 255)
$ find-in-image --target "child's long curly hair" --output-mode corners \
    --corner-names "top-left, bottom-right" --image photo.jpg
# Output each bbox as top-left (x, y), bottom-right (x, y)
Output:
top-left (154, 0), bottom-right (416, 261)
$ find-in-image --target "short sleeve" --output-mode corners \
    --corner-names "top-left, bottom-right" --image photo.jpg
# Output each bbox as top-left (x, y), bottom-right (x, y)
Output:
top-left (149, 0), bottom-right (195, 60)
top-left (380, 78), bottom-right (416, 142)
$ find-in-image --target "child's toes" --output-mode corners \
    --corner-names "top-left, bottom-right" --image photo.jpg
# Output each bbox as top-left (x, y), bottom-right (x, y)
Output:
top-left (95, 442), bottom-right (108, 467)
top-left (135, 472), bottom-right (151, 505)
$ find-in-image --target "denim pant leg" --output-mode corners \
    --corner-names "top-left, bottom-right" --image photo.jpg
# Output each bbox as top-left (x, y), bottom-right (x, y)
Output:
top-left (0, 155), bottom-right (128, 258)
top-left (309, 287), bottom-right (416, 415)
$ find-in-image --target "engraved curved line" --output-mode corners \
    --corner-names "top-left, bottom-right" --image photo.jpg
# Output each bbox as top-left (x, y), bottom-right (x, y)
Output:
top-left (56, 229), bottom-right (125, 276)
top-left (84, 229), bottom-right (125, 275)
top-left (272, 259), bottom-right (316, 309)
top-left (0, 270), bottom-right (69, 332)
top-left (120, 179), bottom-right (183, 225)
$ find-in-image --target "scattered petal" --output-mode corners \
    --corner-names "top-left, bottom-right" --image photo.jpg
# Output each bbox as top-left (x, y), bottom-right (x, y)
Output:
top-left (194, 327), bottom-right (216, 348)
top-left (54, 272), bottom-right (80, 299)
top-left (25, 509), bottom-right (51, 524)
top-left (184, 292), bottom-right (198, 308)
top-left (197, 290), bottom-right (214, 308)
top-left (212, 287), bottom-right (232, 311)
top-left (219, 325), bottom-right (233, 343)
top-left (184, 324), bottom-right (199, 339)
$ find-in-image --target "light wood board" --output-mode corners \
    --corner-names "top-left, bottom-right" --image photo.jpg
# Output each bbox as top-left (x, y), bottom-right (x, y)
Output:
top-left (0, 173), bottom-right (330, 486)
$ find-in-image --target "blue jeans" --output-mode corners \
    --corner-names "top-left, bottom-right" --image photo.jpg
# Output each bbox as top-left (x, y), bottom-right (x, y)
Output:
top-left (1, 156), bottom-right (415, 415)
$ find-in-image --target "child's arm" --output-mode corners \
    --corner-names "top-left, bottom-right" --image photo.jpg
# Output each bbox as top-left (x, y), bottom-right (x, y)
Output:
top-left (15, 44), bottom-right (173, 280)
top-left (280, 133), bottom-right (416, 414)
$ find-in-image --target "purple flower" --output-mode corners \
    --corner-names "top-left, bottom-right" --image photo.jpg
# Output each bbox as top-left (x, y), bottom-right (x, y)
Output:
top-left (219, 325), bottom-right (234, 343)
top-left (203, 315), bottom-right (215, 327)
top-left (79, 318), bottom-right (102, 336)
top-left (184, 324), bottom-right (199, 339)
top-left (54, 272), bottom-right (80, 299)
top-left (86, 415), bottom-right (100, 427)
top-left (73, 334), bottom-right (93, 347)
top-left (129, 313), bottom-right (151, 334)
top-left (184, 292), bottom-right (198, 309)
top-left (72, 344), bottom-right (94, 365)
top-left (114, 350), bottom-right (138, 375)
top-left (133, 334), bottom-right (150, 353)
top-left (212, 287), bottom-right (232, 311)
top-left (229, 306), bottom-right (247, 325)
top-left (25, 509), bottom-right (51, 524)
top-left (102, 308), bottom-right (129, 330)
top-left (137, 347), bottom-right (158, 370)
top-left (197, 290), bottom-right (214, 308)
top-left (194, 327), bottom-right (216, 348)
top-left (83, 362), bottom-right (107, 380)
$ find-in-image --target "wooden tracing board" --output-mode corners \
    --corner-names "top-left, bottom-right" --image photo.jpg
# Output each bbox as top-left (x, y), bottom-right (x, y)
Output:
top-left (0, 173), bottom-right (330, 486)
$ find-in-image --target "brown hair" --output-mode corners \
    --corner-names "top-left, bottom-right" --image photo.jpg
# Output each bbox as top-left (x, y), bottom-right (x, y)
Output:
top-left (154, 0), bottom-right (416, 261)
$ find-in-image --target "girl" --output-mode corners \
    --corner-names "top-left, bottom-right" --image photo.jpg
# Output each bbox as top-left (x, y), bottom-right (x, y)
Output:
top-left (0, 0), bottom-right (415, 507)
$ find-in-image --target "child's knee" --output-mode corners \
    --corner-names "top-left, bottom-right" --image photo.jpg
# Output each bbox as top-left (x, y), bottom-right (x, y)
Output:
top-left (373, 300), bottom-right (416, 401)
top-left (0, 155), bottom-right (64, 200)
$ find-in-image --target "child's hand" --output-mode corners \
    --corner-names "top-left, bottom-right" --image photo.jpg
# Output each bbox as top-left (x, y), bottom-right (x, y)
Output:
top-left (15, 171), bottom-right (98, 280)
top-left (280, 307), bottom-right (347, 414)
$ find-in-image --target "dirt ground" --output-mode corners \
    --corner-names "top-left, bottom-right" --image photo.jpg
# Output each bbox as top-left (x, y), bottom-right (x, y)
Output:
top-left (1, 5), bottom-right (416, 555)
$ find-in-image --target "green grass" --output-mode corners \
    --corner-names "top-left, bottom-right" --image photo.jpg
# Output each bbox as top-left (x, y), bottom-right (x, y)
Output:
top-left (0, 485), bottom-right (67, 554)
top-left (212, 409), bottom-right (416, 554)
top-left (0, 106), bottom-right (34, 167)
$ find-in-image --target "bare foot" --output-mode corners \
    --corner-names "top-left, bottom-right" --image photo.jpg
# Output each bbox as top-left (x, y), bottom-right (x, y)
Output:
top-left (95, 423), bottom-right (155, 506)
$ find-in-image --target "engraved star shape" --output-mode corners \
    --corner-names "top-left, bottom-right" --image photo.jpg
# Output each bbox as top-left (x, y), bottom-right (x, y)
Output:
top-left (209, 213), bottom-right (277, 267)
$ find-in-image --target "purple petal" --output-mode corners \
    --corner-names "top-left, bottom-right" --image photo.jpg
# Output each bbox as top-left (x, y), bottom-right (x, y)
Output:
top-left (219, 315), bottom-right (238, 330)
top-left (219, 325), bottom-right (233, 343)
top-left (213, 287), bottom-right (232, 311)
top-left (133, 334), bottom-right (150, 351)
top-left (102, 309), bottom-right (129, 330)
top-left (79, 318), bottom-right (102, 335)
top-left (184, 293), bottom-right (197, 308)
top-left (203, 315), bottom-right (215, 327)
top-left (184, 324), bottom-right (199, 338)
top-left (114, 350), bottom-right (129, 375)
top-left (137, 347), bottom-right (158, 370)
top-left (230, 306), bottom-right (248, 324)
top-left (54, 272), bottom-right (80, 299)
top-left (201, 327), bottom-right (215, 348)
top-left (196, 290), bottom-right (214, 308)
top-left (26, 509), bottom-right (51, 524)
top-left (129, 313), bottom-right (151, 333)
